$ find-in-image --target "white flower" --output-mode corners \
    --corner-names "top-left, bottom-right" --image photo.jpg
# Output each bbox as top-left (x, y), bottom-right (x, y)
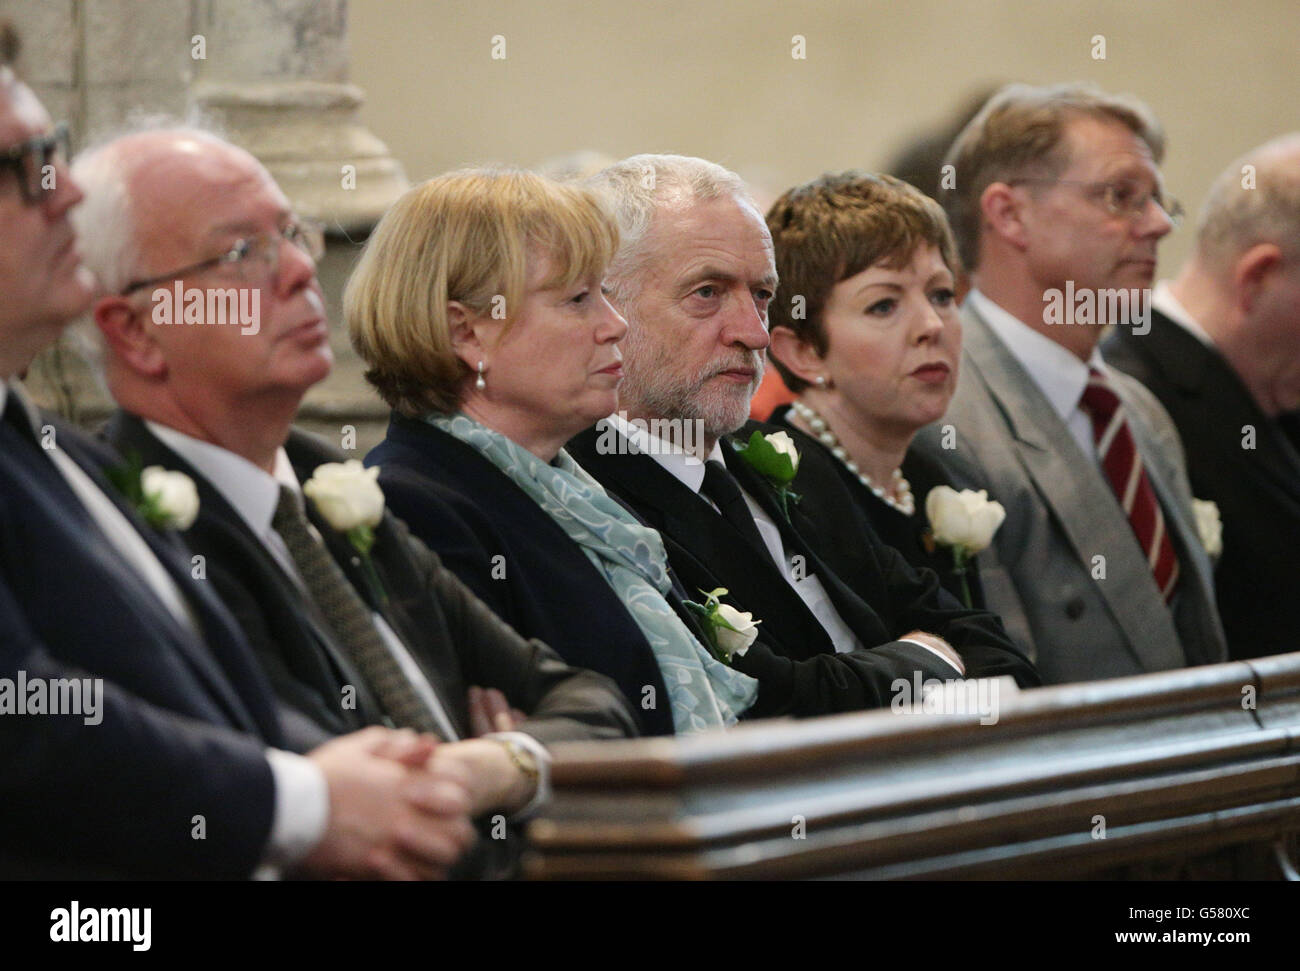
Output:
top-left (302, 461), bottom-right (385, 532)
top-left (713, 603), bottom-right (760, 660)
top-left (926, 485), bottom-right (1005, 554)
top-left (1192, 499), bottom-right (1222, 558)
top-left (764, 431), bottom-right (800, 473)
top-left (141, 466), bottom-right (199, 530)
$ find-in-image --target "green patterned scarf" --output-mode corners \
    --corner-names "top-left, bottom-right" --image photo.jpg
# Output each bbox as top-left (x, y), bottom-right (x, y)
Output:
top-left (426, 413), bottom-right (757, 732)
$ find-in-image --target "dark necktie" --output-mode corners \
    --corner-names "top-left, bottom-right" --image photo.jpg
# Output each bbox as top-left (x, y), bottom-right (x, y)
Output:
top-left (271, 486), bottom-right (445, 735)
top-left (1079, 367), bottom-right (1180, 602)
top-left (701, 459), bottom-right (771, 558)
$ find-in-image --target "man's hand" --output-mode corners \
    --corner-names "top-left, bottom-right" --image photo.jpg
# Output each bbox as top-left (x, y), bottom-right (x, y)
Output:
top-left (468, 685), bottom-right (526, 735)
top-left (428, 738), bottom-right (536, 818)
top-left (299, 726), bottom-right (476, 880)
top-left (902, 631), bottom-right (966, 676)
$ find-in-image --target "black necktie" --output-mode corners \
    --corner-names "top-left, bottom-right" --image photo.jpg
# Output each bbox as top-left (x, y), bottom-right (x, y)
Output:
top-left (701, 459), bottom-right (770, 558)
top-left (271, 486), bottom-right (446, 736)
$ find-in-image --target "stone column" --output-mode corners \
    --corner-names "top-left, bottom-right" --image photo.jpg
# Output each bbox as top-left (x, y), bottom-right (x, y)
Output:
top-left (188, 0), bottom-right (407, 235)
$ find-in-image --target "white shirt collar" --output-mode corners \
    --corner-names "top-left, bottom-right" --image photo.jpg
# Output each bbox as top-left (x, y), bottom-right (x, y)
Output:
top-left (145, 420), bottom-right (299, 538)
top-left (605, 412), bottom-right (717, 494)
top-left (967, 287), bottom-right (1108, 422)
top-left (1151, 280), bottom-right (1216, 348)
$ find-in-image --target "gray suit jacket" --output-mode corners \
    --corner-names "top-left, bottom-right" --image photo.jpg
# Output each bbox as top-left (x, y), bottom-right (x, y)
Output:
top-left (913, 302), bottom-right (1227, 683)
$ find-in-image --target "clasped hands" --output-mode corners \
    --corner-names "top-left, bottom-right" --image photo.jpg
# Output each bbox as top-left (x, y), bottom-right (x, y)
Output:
top-left (299, 686), bottom-right (533, 881)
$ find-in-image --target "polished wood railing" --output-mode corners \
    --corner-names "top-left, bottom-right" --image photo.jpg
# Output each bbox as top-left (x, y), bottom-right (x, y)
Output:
top-left (524, 653), bottom-right (1300, 879)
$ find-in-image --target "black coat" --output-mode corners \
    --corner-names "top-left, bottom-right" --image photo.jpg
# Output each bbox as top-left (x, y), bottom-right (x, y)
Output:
top-left (0, 406), bottom-right (281, 878)
top-left (366, 413), bottom-right (678, 735)
top-left (104, 411), bottom-right (640, 749)
top-left (766, 405), bottom-right (988, 610)
top-left (1104, 308), bottom-right (1300, 659)
top-left (568, 420), bottom-right (1039, 718)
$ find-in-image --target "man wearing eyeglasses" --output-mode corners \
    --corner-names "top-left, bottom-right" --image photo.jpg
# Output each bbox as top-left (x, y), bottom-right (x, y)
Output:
top-left (69, 126), bottom-right (636, 865)
top-left (913, 82), bottom-right (1228, 684)
top-left (0, 24), bottom-right (485, 880)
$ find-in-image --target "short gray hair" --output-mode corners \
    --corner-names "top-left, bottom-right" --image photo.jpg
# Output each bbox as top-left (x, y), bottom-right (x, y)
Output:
top-left (1196, 133), bottom-right (1300, 267)
top-left (70, 113), bottom-right (227, 295)
top-left (586, 153), bottom-right (753, 303)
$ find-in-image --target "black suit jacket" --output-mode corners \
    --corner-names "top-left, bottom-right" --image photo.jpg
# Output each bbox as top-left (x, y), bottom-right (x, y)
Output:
top-left (368, 414), bottom-right (685, 735)
top-left (1104, 308), bottom-right (1300, 658)
top-left (0, 404), bottom-right (281, 879)
top-left (104, 411), bottom-right (639, 750)
top-left (568, 421), bottom-right (1039, 717)
top-left (765, 407), bottom-right (988, 610)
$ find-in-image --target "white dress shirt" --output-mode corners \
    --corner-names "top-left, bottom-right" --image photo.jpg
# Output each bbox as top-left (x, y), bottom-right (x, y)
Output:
top-left (967, 288), bottom-right (1112, 461)
top-left (606, 414), bottom-right (962, 673)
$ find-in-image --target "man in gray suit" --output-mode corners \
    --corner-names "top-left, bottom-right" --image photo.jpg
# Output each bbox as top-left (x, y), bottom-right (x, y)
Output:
top-left (914, 82), bottom-right (1227, 683)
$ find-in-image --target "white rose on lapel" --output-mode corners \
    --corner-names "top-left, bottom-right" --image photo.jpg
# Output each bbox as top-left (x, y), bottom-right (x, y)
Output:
top-left (302, 461), bottom-right (385, 532)
top-left (1192, 499), bottom-right (1222, 558)
top-left (764, 431), bottom-right (801, 474)
top-left (714, 603), bottom-right (760, 660)
top-left (140, 466), bottom-right (199, 530)
top-left (926, 486), bottom-right (1005, 555)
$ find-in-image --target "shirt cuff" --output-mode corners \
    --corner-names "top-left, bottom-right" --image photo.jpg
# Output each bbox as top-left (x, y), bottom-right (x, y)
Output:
top-left (897, 637), bottom-right (965, 676)
top-left (253, 748), bottom-right (330, 880)
top-left (484, 731), bottom-right (552, 820)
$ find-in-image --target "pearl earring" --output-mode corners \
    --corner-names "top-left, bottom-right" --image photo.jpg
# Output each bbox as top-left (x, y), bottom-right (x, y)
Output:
top-left (475, 361), bottom-right (486, 391)
top-left (815, 375), bottom-right (828, 388)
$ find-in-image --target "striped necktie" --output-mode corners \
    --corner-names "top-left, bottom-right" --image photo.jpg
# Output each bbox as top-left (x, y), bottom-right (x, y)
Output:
top-left (1079, 367), bottom-right (1180, 602)
top-left (271, 486), bottom-right (446, 735)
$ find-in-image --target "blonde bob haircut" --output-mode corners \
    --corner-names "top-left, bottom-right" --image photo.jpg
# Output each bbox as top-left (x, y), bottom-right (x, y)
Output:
top-left (345, 167), bottom-right (619, 417)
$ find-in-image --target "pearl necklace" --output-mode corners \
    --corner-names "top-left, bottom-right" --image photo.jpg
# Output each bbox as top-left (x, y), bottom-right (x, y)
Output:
top-left (790, 401), bottom-right (915, 516)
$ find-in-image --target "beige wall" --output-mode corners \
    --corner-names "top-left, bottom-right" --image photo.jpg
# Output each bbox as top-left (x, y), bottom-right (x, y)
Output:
top-left (351, 0), bottom-right (1299, 275)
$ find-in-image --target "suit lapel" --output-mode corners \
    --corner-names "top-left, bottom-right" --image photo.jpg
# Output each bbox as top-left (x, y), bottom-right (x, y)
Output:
top-left (71, 413), bottom-right (281, 740)
top-left (961, 307), bottom-right (1186, 672)
top-left (572, 423), bottom-right (836, 659)
top-left (291, 439), bottom-right (464, 735)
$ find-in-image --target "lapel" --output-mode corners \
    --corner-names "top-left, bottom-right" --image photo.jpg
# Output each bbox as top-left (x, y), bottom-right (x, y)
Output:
top-left (66, 412), bottom-right (282, 741)
top-left (290, 438), bottom-right (465, 735)
top-left (1146, 309), bottom-right (1300, 498)
top-left (106, 412), bottom-right (383, 730)
top-left (572, 422), bottom-right (837, 659)
top-left (959, 305), bottom-right (1186, 672)
top-left (722, 436), bottom-right (887, 645)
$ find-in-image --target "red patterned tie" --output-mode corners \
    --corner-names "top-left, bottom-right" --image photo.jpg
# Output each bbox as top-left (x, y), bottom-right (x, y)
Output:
top-left (1079, 367), bottom-right (1180, 602)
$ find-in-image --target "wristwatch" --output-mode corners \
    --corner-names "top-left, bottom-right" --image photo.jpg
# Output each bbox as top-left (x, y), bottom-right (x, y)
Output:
top-left (494, 736), bottom-right (540, 788)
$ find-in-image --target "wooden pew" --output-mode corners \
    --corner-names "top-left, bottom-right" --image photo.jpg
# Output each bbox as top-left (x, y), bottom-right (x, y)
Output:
top-left (523, 654), bottom-right (1300, 879)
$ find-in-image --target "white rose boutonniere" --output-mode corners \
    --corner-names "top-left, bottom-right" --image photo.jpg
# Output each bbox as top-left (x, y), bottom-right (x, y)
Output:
top-left (107, 452), bottom-right (199, 531)
top-left (735, 430), bottom-right (801, 519)
top-left (141, 466), bottom-right (200, 530)
top-left (1192, 499), bottom-right (1223, 559)
top-left (925, 486), bottom-right (1006, 608)
top-left (303, 460), bottom-right (388, 603)
top-left (684, 587), bottom-right (761, 665)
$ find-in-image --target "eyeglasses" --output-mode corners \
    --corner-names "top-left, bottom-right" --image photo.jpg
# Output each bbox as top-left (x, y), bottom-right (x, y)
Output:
top-left (1010, 177), bottom-right (1184, 227)
top-left (121, 219), bottom-right (326, 295)
top-left (0, 122), bottom-right (70, 205)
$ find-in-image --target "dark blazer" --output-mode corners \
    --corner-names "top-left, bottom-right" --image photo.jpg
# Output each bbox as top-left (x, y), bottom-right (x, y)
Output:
top-left (0, 405), bottom-right (281, 879)
top-left (104, 410), bottom-right (638, 750)
top-left (367, 414), bottom-right (677, 735)
top-left (766, 405), bottom-right (987, 610)
top-left (568, 421), bottom-right (1039, 717)
top-left (1104, 308), bottom-right (1300, 659)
